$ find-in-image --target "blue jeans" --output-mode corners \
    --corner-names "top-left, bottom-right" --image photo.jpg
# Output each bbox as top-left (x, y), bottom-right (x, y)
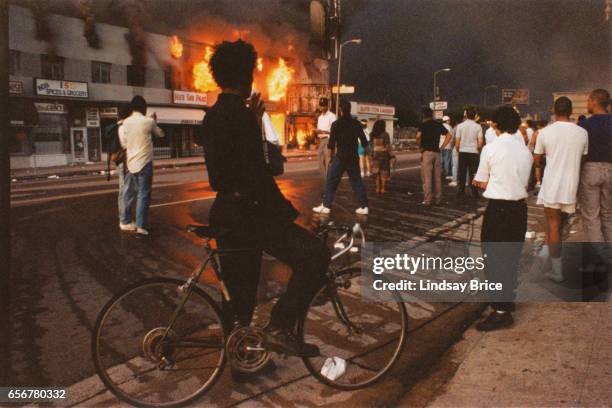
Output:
top-left (134, 162), bottom-right (153, 228)
top-left (118, 162), bottom-right (136, 225)
top-left (323, 157), bottom-right (368, 208)
top-left (441, 149), bottom-right (452, 177)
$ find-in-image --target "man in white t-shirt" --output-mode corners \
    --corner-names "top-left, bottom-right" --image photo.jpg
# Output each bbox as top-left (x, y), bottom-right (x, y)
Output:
top-left (534, 96), bottom-right (588, 282)
top-left (455, 107), bottom-right (483, 196)
top-left (314, 97), bottom-right (337, 190)
top-left (472, 106), bottom-right (533, 331)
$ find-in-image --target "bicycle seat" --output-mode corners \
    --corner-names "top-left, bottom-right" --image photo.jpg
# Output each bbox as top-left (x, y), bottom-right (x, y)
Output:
top-left (186, 224), bottom-right (231, 239)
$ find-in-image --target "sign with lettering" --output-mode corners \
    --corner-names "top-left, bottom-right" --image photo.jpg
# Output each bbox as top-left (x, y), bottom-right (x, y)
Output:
top-left (99, 107), bottom-right (118, 118)
top-left (502, 89), bottom-right (529, 105)
top-left (332, 85), bottom-right (355, 94)
top-left (35, 102), bottom-right (66, 114)
top-left (9, 80), bottom-right (23, 95)
top-left (430, 101), bottom-right (448, 110)
top-left (86, 108), bottom-right (100, 127)
top-left (173, 90), bottom-right (207, 106)
top-left (354, 103), bottom-right (395, 116)
top-left (35, 78), bottom-right (89, 98)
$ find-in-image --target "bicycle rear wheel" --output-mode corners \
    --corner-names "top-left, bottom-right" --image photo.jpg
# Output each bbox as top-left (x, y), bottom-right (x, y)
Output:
top-left (298, 268), bottom-right (407, 390)
top-left (92, 277), bottom-right (226, 407)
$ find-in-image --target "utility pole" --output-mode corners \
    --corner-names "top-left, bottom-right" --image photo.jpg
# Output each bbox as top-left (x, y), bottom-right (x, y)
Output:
top-left (0, 0), bottom-right (10, 387)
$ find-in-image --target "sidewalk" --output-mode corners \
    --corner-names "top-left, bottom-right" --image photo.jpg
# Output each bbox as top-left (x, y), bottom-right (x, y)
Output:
top-left (10, 149), bottom-right (318, 181)
top-left (398, 198), bottom-right (611, 407)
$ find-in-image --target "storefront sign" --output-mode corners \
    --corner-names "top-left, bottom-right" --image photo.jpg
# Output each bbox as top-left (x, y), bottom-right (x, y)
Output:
top-left (173, 90), bottom-right (207, 106)
top-left (502, 89), bottom-right (529, 105)
top-left (99, 107), bottom-right (118, 118)
top-left (86, 108), bottom-right (100, 127)
top-left (9, 80), bottom-right (23, 95)
top-left (35, 102), bottom-right (66, 114)
top-left (35, 78), bottom-right (89, 99)
top-left (355, 103), bottom-right (395, 116)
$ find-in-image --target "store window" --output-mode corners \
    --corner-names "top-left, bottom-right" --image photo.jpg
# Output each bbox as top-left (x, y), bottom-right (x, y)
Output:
top-left (41, 55), bottom-right (64, 80)
top-left (127, 65), bottom-right (146, 87)
top-left (31, 114), bottom-right (69, 154)
top-left (9, 50), bottom-right (20, 75)
top-left (91, 61), bottom-right (111, 83)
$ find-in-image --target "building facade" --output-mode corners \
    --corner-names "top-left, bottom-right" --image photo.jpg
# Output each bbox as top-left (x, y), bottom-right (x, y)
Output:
top-left (8, 5), bottom-right (208, 169)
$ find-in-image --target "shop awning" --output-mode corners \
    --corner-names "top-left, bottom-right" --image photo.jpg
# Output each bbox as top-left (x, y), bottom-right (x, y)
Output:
top-left (146, 107), bottom-right (205, 125)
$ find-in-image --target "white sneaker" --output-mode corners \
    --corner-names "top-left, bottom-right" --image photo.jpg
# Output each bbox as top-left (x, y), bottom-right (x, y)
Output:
top-left (446, 176), bottom-right (454, 180)
top-left (448, 181), bottom-right (458, 187)
top-left (312, 204), bottom-right (331, 214)
top-left (136, 228), bottom-right (149, 236)
top-left (119, 222), bottom-right (137, 231)
top-left (355, 207), bottom-right (369, 215)
top-left (366, 172), bottom-right (371, 177)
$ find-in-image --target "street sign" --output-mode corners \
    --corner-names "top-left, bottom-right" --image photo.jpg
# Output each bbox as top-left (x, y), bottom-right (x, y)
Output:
top-left (430, 101), bottom-right (448, 110)
top-left (502, 89), bottom-right (529, 105)
top-left (332, 85), bottom-right (355, 94)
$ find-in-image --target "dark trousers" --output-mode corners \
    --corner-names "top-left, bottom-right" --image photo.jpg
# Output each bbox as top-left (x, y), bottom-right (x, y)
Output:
top-left (481, 199), bottom-right (527, 312)
top-left (323, 157), bottom-right (368, 208)
top-left (458, 152), bottom-right (480, 195)
top-left (210, 197), bottom-right (330, 330)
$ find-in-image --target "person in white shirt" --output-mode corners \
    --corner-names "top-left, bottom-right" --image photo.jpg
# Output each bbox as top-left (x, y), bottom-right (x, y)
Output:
top-left (262, 111), bottom-right (280, 145)
top-left (120, 95), bottom-right (164, 236)
top-left (455, 107), bottom-right (484, 197)
top-left (314, 97), bottom-right (337, 191)
top-left (472, 106), bottom-right (533, 331)
top-left (484, 124), bottom-right (497, 145)
top-left (534, 96), bottom-right (588, 282)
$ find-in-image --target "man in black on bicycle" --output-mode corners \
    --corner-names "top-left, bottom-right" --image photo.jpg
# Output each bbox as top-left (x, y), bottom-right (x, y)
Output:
top-left (201, 39), bottom-right (330, 358)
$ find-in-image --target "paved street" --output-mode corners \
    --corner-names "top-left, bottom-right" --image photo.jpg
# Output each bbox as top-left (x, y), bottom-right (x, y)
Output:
top-left (8, 151), bottom-right (486, 405)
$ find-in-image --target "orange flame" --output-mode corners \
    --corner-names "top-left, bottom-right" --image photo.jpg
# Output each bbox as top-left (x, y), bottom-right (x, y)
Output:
top-left (257, 57), bottom-right (263, 72)
top-left (169, 35), bottom-right (183, 59)
top-left (267, 58), bottom-right (294, 102)
top-left (192, 46), bottom-right (218, 93)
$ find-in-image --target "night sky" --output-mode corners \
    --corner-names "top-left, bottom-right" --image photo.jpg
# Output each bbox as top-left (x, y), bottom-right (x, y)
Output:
top-left (14, 0), bottom-right (612, 113)
top-left (340, 0), bottom-right (611, 113)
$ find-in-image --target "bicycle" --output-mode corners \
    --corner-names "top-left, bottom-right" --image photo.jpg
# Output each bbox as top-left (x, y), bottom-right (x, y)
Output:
top-left (92, 222), bottom-right (408, 407)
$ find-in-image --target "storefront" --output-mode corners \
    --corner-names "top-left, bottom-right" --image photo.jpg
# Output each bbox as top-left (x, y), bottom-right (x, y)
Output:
top-left (9, 84), bottom-right (209, 169)
top-left (350, 101), bottom-right (397, 141)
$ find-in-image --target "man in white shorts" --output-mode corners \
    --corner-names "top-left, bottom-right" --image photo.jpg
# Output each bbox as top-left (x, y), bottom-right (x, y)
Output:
top-left (534, 96), bottom-right (588, 282)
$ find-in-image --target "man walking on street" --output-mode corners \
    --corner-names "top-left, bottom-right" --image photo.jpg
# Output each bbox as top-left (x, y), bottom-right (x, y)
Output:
top-left (313, 100), bottom-right (369, 215)
top-left (315, 97), bottom-right (337, 193)
top-left (455, 107), bottom-right (483, 197)
top-left (120, 95), bottom-right (164, 236)
top-left (417, 107), bottom-right (451, 206)
top-left (578, 89), bottom-right (612, 276)
top-left (473, 106), bottom-right (533, 331)
top-left (534, 96), bottom-right (588, 282)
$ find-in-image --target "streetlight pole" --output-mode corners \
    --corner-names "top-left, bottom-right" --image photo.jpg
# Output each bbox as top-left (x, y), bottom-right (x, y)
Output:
top-left (433, 68), bottom-right (451, 101)
top-left (335, 38), bottom-right (361, 115)
top-left (484, 84), bottom-right (498, 106)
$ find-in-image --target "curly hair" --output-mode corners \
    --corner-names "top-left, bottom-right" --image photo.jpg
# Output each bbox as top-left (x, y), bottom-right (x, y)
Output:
top-left (492, 106), bottom-right (521, 134)
top-left (209, 40), bottom-right (257, 89)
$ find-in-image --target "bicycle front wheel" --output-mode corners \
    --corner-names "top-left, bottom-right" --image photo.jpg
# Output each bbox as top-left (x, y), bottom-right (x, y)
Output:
top-left (92, 278), bottom-right (226, 407)
top-left (298, 268), bottom-right (407, 390)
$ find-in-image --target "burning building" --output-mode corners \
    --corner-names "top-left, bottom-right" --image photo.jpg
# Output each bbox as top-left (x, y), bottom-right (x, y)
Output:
top-left (7, 3), bottom-right (331, 170)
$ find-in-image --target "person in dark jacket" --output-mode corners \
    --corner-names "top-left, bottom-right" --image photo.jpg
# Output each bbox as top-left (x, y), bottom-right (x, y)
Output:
top-left (312, 100), bottom-right (369, 215)
top-left (201, 40), bottom-right (329, 358)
